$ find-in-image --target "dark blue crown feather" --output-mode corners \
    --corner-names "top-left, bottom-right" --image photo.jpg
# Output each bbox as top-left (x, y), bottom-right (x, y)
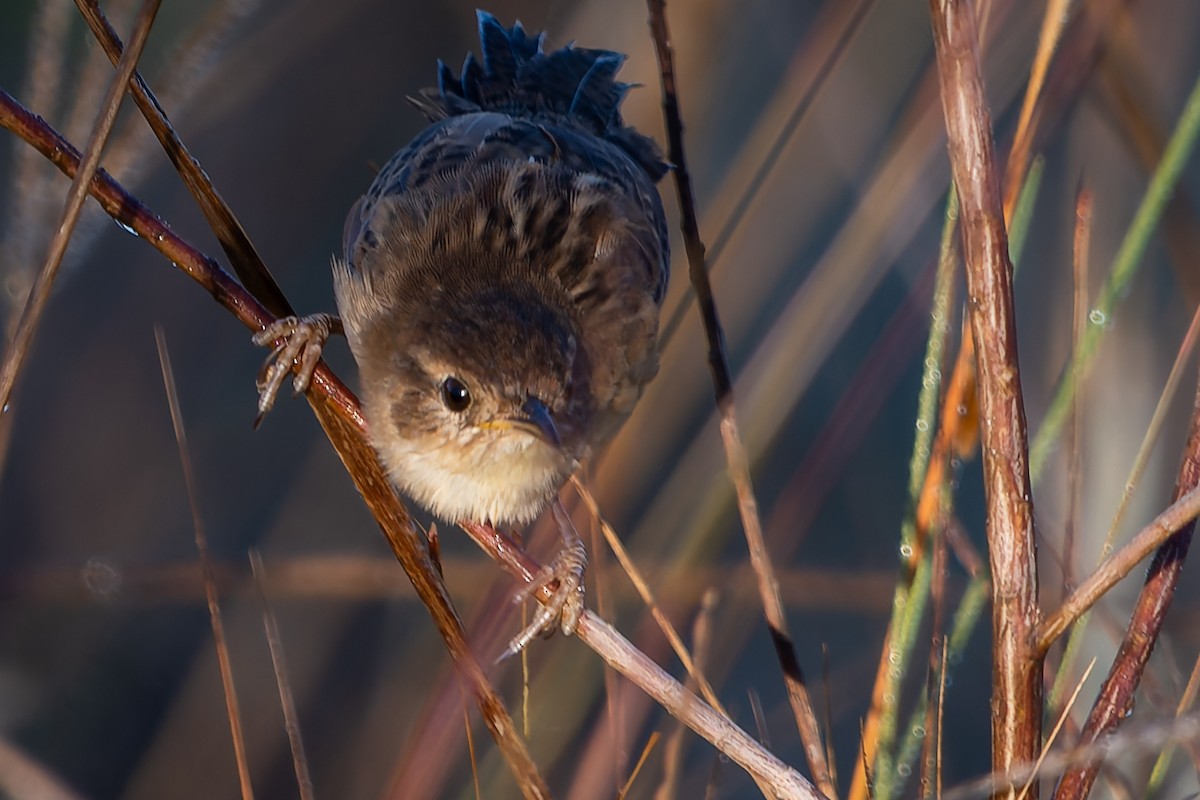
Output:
top-left (411, 10), bottom-right (668, 181)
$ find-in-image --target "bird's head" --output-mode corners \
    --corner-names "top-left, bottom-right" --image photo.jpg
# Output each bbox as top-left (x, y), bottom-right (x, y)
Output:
top-left (341, 263), bottom-right (592, 526)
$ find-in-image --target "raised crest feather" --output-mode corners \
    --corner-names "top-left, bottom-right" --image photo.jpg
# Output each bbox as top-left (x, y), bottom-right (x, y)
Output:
top-left (411, 10), bottom-right (667, 181)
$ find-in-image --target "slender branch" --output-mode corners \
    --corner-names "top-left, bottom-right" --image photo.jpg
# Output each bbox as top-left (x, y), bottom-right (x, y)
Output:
top-left (928, 1), bottom-right (1041, 794)
top-left (157, 328), bottom-right (255, 799)
top-left (645, 1), bottom-right (834, 796)
top-left (249, 551), bottom-right (315, 800)
top-left (1037, 480), bottom-right (1200, 652)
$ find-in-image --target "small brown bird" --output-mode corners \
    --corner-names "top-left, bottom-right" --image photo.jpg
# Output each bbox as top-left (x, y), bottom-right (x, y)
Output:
top-left (256, 11), bottom-right (668, 653)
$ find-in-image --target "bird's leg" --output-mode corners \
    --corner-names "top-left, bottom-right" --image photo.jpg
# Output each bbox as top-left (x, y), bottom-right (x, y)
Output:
top-left (252, 313), bottom-right (342, 426)
top-left (500, 500), bottom-right (587, 659)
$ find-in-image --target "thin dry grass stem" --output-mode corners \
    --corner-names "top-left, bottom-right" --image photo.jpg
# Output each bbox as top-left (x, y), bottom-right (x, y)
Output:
top-left (1002, 0), bottom-right (1070, 215)
top-left (655, 587), bottom-right (718, 800)
top-left (305, 416), bottom-right (549, 800)
top-left (922, 514), bottom-right (950, 798)
top-left (248, 551), bottom-right (314, 800)
top-left (1051, 377), bottom-right (1200, 799)
top-left (1062, 183), bottom-right (1092, 599)
top-left (0, 738), bottom-right (86, 800)
top-left (0, 0), bottom-right (160, 413)
top-left (155, 327), bottom-right (255, 800)
top-left (750, 689), bottom-right (771, 749)
top-left (945, 517), bottom-right (987, 579)
top-left (0, 90), bottom-right (815, 800)
top-left (1037, 483), bottom-right (1200, 654)
top-left (1097, 301), bottom-right (1200, 564)
top-left (1016, 658), bottom-right (1096, 800)
top-left (589, 511), bottom-right (627, 787)
top-left (570, 480), bottom-right (783, 800)
top-left (857, 721), bottom-right (874, 800)
top-left (72, 0), bottom-right (294, 319)
top-left (464, 705), bottom-right (481, 800)
top-left (895, 0), bottom-right (1051, 580)
top-left (577, 609), bottom-right (818, 798)
top-left (645, 3), bottom-right (833, 795)
top-left (930, 0), bottom-right (1042, 791)
top-left (617, 731), bottom-right (662, 800)
top-left (936, 641), bottom-right (948, 800)
top-left (49, 0), bottom-right (260, 273)
top-left (571, 478), bottom-right (722, 712)
top-left (819, 646), bottom-right (838, 793)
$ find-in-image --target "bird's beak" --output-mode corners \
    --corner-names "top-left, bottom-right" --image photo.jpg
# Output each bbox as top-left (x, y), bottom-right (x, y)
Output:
top-left (516, 396), bottom-right (562, 449)
top-left (480, 397), bottom-right (563, 448)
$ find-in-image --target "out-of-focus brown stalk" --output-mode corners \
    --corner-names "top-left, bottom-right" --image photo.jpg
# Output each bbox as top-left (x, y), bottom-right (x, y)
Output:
top-left (928, 1), bottom-right (1041, 795)
top-left (1063, 185), bottom-right (1093, 599)
top-left (646, 1), bottom-right (834, 796)
top-left (249, 551), bottom-right (315, 800)
top-left (157, 329), bottom-right (255, 800)
top-left (1051, 376), bottom-right (1200, 799)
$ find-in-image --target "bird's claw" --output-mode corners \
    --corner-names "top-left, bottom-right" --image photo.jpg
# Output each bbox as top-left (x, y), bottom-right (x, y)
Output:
top-left (252, 313), bottom-right (337, 426)
top-left (499, 505), bottom-right (587, 660)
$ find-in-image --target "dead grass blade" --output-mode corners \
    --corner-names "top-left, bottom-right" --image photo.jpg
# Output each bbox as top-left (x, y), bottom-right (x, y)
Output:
top-left (646, 2), bottom-right (833, 794)
top-left (1016, 658), bottom-right (1096, 800)
top-left (248, 550), bottom-right (314, 800)
top-left (156, 327), bottom-right (255, 799)
top-left (617, 731), bottom-right (662, 800)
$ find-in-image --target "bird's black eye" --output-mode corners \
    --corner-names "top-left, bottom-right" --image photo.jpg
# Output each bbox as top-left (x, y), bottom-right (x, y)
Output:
top-left (440, 377), bottom-right (471, 412)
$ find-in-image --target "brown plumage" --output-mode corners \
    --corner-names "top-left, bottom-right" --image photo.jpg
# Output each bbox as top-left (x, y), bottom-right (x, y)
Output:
top-left (254, 12), bottom-right (668, 651)
top-left (333, 12), bottom-right (669, 526)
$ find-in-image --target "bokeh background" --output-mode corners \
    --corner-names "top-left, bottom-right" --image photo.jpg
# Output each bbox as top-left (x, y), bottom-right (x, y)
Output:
top-left (1, 0), bottom-right (1199, 797)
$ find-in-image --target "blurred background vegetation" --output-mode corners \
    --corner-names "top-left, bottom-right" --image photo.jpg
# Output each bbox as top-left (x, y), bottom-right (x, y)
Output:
top-left (1, 0), bottom-right (1199, 797)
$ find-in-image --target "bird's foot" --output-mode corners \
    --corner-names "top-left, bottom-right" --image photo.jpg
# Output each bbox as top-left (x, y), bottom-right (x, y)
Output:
top-left (252, 313), bottom-right (339, 427)
top-left (500, 503), bottom-right (587, 660)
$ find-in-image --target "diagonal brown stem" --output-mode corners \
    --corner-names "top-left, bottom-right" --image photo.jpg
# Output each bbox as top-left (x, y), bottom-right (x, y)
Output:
top-left (1051, 373), bottom-right (1200, 799)
top-left (646, 1), bottom-right (834, 796)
